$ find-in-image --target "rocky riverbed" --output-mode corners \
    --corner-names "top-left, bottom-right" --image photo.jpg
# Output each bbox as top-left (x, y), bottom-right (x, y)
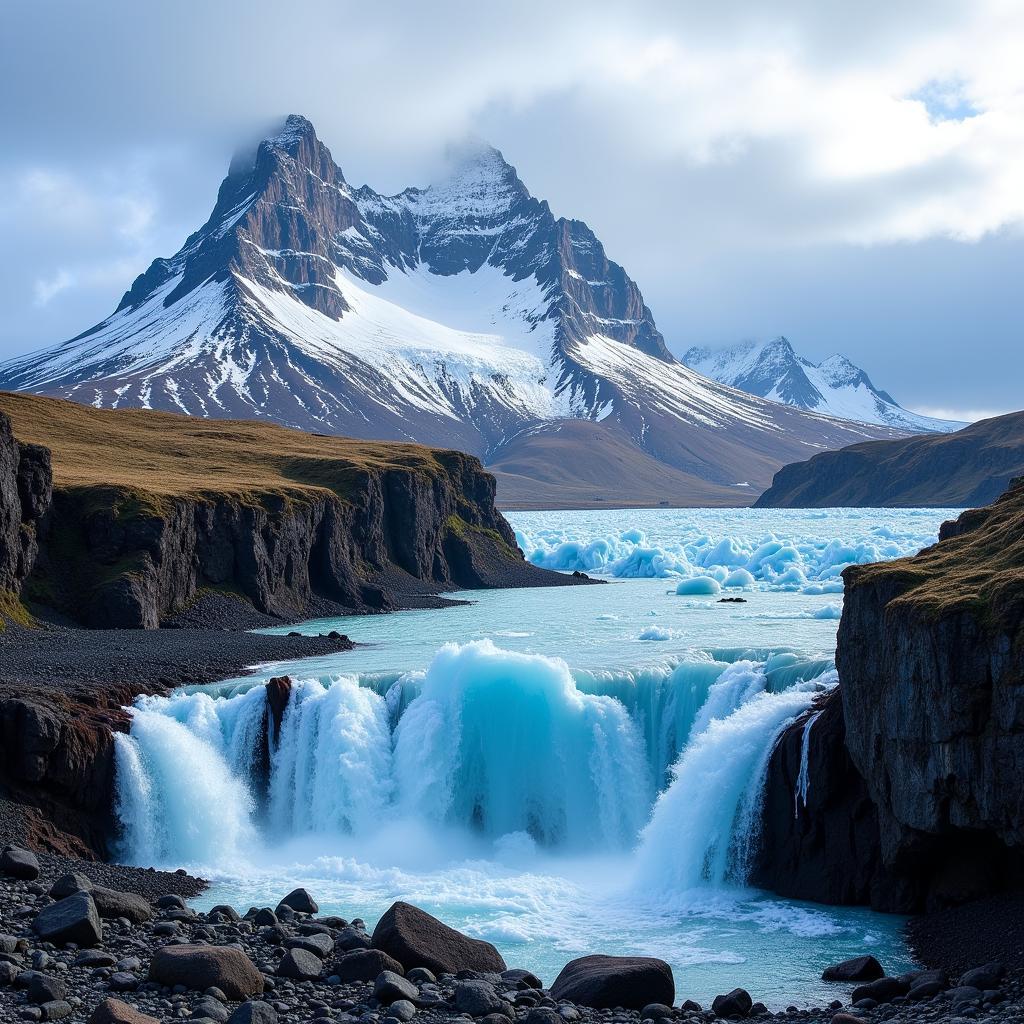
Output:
top-left (3, 850), bottom-right (1024, 1024)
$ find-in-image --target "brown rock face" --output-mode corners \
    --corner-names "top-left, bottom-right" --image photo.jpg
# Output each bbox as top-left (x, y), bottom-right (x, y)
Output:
top-left (88, 998), bottom-right (160, 1024)
top-left (756, 410), bottom-right (1024, 508)
top-left (371, 901), bottom-right (506, 975)
top-left (148, 944), bottom-right (264, 999)
top-left (836, 484), bottom-right (1024, 908)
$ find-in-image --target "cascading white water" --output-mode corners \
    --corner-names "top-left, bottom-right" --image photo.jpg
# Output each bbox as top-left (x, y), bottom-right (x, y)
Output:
top-left (268, 676), bottom-right (395, 835)
top-left (114, 639), bottom-right (833, 875)
top-left (794, 709), bottom-right (825, 818)
top-left (633, 682), bottom-right (823, 892)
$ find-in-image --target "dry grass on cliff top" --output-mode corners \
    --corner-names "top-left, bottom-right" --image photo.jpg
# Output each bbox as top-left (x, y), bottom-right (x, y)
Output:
top-left (0, 391), bottom-right (469, 505)
top-left (845, 477), bottom-right (1024, 632)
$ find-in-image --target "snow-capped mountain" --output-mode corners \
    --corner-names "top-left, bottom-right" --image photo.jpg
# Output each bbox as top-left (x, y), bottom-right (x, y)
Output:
top-left (683, 337), bottom-right (964, 434)
top-left (0, 116), bottom-right (904, 505)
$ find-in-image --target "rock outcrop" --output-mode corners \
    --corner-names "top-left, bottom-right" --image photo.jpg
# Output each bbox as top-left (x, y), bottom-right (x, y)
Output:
top-left (758, 479), bottom-right (1024, 912)
top-left (755, 409), bottom-right (1024, 508)
top-left (0, 393), bottom-right (575, 629)
top-left (750, 689), bottom-right (894, 907)
top-left (836, 477), bottom-right (1024, 909)
top-left (0, 411), bottom-right (51, 604)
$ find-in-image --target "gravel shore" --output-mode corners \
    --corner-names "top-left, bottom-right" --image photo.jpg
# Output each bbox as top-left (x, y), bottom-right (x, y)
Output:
top-left (2, 860), bottom-right (1024, 1024)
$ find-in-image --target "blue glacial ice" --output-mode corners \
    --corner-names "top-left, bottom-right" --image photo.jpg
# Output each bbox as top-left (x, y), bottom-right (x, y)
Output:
top-left (510, 506), bottom-right (958, 593)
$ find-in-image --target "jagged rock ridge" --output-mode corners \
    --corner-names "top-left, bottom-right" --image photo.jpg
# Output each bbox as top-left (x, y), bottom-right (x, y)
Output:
top-left (684, 336), bottom-right (964, 434)
top-left (0, 115), bottom-right (901, 504)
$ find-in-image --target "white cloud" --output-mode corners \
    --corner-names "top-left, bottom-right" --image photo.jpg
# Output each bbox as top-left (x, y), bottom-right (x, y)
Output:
top-left (0, 0), bottom-right (1022, 411)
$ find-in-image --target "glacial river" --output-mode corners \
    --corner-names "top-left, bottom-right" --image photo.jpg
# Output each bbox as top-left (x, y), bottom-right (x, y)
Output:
top-left (112, 507), bottom-right (957, 1008)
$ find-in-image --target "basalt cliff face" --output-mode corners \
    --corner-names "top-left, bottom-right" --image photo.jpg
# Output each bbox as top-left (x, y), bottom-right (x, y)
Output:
top-left (758, 479), bottom-right (1024, 912)
top-left (0, 392), bottom-right (566, 629)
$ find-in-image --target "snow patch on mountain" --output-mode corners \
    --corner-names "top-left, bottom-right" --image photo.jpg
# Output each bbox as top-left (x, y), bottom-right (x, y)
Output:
top-left (683, 337), bottom-right (965, 434)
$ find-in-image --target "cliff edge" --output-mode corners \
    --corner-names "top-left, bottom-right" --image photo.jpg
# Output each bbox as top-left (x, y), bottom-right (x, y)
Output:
top-left (757, 479), bottom-right (1024, 911)
top-left (0, 392), bottom-right (575, 629)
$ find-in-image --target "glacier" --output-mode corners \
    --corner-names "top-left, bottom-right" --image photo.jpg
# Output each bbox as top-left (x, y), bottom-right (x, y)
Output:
top-left (512, 506), bottom-right (956, 590)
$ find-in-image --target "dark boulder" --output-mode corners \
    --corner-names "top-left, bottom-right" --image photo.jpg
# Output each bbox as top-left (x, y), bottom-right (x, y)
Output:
top-left (850, 977), bottom-right (907, 1006)
top-left (40, 1000), bottom-right (73, 1020)
top-left (373, 970), bottom-right (419, 1005)
top-left (822, 956), bottom-right (884, 983)
top-left (149, 945), bottom-right (264, 999)
top-left (90, 886), bottom-right (153, 924)
top-left (960, 966), bottom-right (1002, 990)
top-left (284, 933), bottom-right (333, 960)
top-left (372, 901), bottom-right (506, 975)
top-left (33, 892), bottom-right (102, 947)
top-left (501, 968), bottom-right (543, 990)
top-left (276, 888), bottom-right (318, 915)
top-left (209, 905), bottom-right (241, 922)
top-left (227, 1002), bottom-right (278, 1024)
top-left (332, 949), bottom-right (404, 983)
top-left (28, 974), bottom-right (67, 1004)
top-left (550, 955), bottom-right (674, 1010)
top-left (640, 1004), bottom-right (674, 1019)
top-left (1, 846), bottom-right (40, 880)
top-left (88, 998), bottom-right (160, 1024)
top-left (276, 948), bottom-right (321, 981)
top-left (49, 873), bottom-right (93, 899)
top-left (712, 988), bottom-right (753, 1019)
top-left (334, 926), bottom-right (371, 952)
top-left (454, 980), bottom-right (511, 1018)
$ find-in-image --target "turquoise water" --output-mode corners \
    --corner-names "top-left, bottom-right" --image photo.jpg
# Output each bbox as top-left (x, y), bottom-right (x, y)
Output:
top-left (113, 507), bottom-right (956, 1009)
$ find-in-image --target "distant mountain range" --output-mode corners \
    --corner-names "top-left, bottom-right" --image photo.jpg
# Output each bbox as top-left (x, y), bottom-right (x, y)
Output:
top-left (0, 115), bottom-right (904, 507)
top-left (684, 337), bottom-right (964, 434)
top-left (756, 410), bottom-right (1024, 508)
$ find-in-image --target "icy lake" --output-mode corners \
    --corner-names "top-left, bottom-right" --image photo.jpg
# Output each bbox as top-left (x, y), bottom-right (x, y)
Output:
top-left (111, 507), bottom-right (958, 1009)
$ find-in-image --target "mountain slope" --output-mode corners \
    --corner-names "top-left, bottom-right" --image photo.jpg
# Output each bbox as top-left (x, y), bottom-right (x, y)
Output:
top-left (0, 115), bottom-right (902, 505)
top-left (755, 410), bottom-right (1024, 507)
top-left (684, 337), bottom-right (964, 434)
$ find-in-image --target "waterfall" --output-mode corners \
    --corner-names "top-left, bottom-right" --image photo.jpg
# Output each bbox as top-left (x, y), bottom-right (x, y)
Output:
top-left (633, 684), bottom-right (819, 892)
top-left (794, 709), bottom-right (825, 818)
top-left (114, 640), bottom-right (834, 876)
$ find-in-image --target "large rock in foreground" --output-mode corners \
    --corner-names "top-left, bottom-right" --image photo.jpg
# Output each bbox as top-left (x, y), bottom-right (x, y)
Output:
top-left (90, 886), bottom-right (154, 923)
top-left (371, 901), bottom-right (506, 975)
top-left (149, 945), bottom-right (264, 999)
top-left (550, 955), bottom-right (675, 1010)
top-left (88, 999), bottom-right (159, 1024)
top-left (33, 891), bottom-right (102, 947)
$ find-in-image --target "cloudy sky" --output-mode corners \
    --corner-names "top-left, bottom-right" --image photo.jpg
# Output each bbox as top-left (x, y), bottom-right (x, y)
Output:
top-left (1, 0), bottom-right (1021, 421)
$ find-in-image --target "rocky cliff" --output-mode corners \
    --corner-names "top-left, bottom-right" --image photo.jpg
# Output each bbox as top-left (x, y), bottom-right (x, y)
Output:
top-left (755, 410), bottom-right (1024, 508)
top-left (0, 412), bottom-right (51, 606)
top-left (757, 479), bottom-right (1024, 912)
top-left (0, 392), bottom-right (572, 629)
top-left (750, 689), bottom-right (893, 907)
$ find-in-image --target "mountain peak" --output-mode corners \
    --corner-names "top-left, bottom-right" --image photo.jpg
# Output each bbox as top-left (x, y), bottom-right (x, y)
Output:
top-left (264, 113), bottom-right (318, 150)
top-left (684, 338), bottom-right (965, 434)
top-left (420, 140), bottom-right (528, 211)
